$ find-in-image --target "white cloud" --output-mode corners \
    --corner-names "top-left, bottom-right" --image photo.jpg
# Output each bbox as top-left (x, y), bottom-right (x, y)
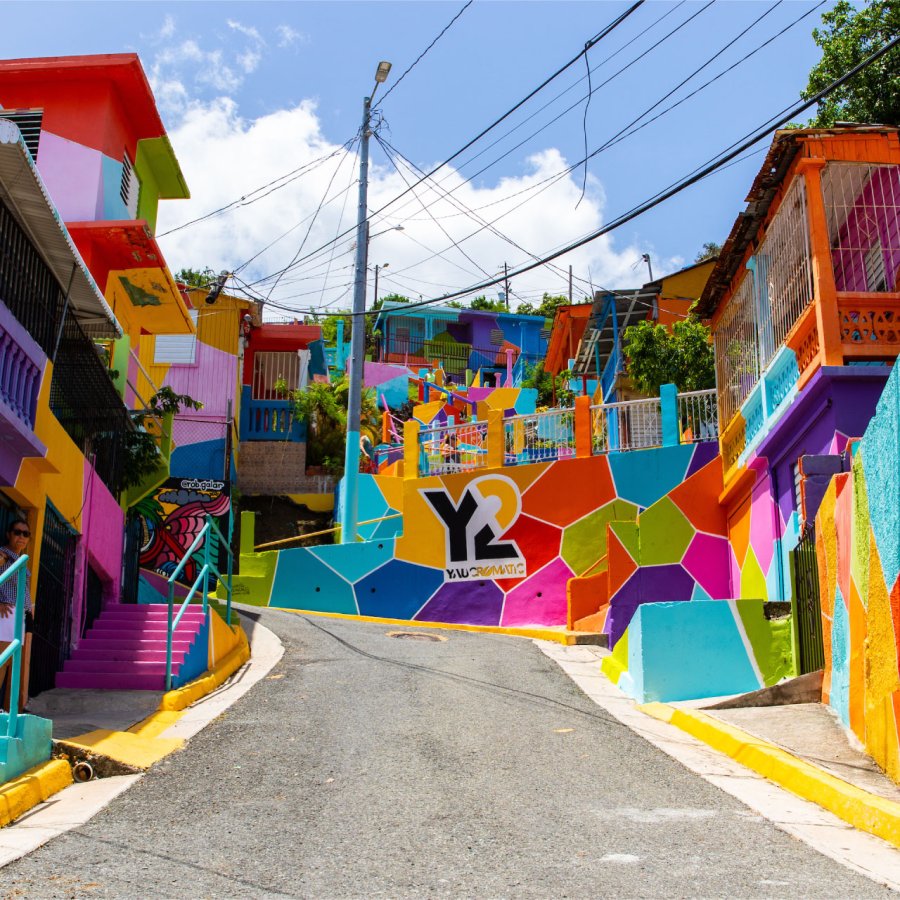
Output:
top-left (276, 24), bottom-right (306, 48)
top-left (227, 19), bottom-right (264, 45)
top-left (159, 14), bottom-right (176, 39)
top-left (156, 95), bottom-right (679, 317)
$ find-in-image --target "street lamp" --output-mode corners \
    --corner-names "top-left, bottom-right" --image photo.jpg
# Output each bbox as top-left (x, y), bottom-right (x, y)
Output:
top-left (340, 60), bottom-right (392, 545)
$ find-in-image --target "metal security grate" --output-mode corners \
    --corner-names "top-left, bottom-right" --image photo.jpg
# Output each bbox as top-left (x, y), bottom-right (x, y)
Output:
top-left (822, 162), bottom-right (900, 293)
top-left (50, 314), bottom-right (134, 494)
top-left (791, 525), bottom-right (825, 674)
top-left (0, 109), bottom-right (42, 160)
top-left (713, 272), bottom-right (759, 428)
top-left (120, 152), bottom-right (140, 218)
top-left (0, 197), bottom-right (66, 356)
top-left (30, 505), bottom-right (76, 696)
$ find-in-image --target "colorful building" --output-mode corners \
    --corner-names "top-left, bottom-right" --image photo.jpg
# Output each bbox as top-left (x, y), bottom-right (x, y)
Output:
top-left (0, 117), bottom-right (128, 696)
top-left (572, 260), bottom-right (715, 404)
top-left (374, 301), bottom-right (548, 387)
top-left (696, 125), bottom-right (899, 635)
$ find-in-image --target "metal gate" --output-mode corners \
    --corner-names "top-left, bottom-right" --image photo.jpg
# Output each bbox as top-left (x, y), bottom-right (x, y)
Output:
top-left (30, 505), bottom-right (76, 696)
top-left (791, 525), bottom-right (825, 674)
top-left (121, 512), bottom-right (142, 604)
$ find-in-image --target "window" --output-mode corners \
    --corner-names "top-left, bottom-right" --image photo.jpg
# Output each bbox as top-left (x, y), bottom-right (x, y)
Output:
top-left (864, 240), bottom-right (887, 292)
top-left (154, 310), bottom-right (198, 364)
top-left (0, 109), bottom-right (42, 161)
top-left (252, 351), bottom-right (301, 399)
top-left (120, 152), bottom-right (140, 219)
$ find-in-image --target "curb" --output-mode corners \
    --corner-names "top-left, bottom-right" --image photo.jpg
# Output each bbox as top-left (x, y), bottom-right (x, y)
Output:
top-left (275, 606), bottom-right (603, 645)
top-left (641, 702), bottom-right (900, 849)
top-left (0, 759), bottom-right (73, 829)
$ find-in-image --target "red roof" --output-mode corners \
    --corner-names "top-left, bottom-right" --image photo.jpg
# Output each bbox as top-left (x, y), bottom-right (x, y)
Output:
top-left (0, 54), bottom-right (166, 158)
top-left (544, 304), bottom-right (593, 376)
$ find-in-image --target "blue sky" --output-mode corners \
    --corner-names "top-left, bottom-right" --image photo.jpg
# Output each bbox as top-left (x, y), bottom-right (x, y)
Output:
top-left (2, 1), bottom-right (833, 312)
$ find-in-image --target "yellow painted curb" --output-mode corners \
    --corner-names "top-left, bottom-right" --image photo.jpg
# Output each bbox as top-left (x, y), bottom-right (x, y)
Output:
top-left (274, 606), bottom-right (601, 645)
top-left (157, 628), bottom-right (251, 712)
top-left (642, 704), bottom-right (900, 849)
top-left (0, 759), bottom-right (72, 828)
top-left (58, 730), bottom-right (184, 770)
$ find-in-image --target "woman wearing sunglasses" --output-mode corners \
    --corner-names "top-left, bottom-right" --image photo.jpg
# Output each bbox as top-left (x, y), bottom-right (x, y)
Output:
top-left (0, 518), bottom-right (33, 711)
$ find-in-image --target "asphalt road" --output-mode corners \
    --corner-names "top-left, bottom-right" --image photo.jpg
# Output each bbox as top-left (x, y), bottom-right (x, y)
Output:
top-left (2, 608), bottom-right (893, 899)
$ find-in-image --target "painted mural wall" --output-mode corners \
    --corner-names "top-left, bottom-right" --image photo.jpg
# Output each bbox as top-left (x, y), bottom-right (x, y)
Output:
top-left (239, 441), bottom-right (727, 640)
top-left (134, 477), bottom-right (230, 587)
top-left (816, 363), bottom-right (900, 782)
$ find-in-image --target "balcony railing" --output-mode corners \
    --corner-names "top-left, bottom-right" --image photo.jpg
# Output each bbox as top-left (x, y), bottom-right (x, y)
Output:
top-left (241, 398), bottom-right (304, 442)
top-left (411, 388), bottom-right (717, 476)
top-left (418, 419), bottom-right (488, 476)
top-left (504, 408), bottom-right (575, 466)
top-left (591, 397), bottom-right (663, 453)
top-left (0, 309), bottom-right (41, 429)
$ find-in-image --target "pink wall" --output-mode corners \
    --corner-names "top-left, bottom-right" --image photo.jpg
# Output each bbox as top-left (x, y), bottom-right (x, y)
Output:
top-left (164, 340), bottom-right (238, 419)
top-left (35, 130), bottom-right (104, 222)
top-left (80, 458), bottom-right (124, 593)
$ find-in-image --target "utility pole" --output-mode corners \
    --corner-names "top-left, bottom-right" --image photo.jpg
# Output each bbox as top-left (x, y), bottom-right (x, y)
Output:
top-left (641, 253), bottom-right (654, 283)
top-left (341, 61), bottom-right (391, 545)
top-left (503, 262), bottom-right (510, 311)
top-left (568, 265), bottom-right (573, 305)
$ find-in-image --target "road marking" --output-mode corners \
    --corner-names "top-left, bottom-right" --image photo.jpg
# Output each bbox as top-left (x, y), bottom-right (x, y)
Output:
top-left (536, 640), bottom-right (900, 891)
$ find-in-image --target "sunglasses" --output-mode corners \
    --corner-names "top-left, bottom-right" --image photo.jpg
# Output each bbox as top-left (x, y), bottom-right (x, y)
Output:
top-left (11, 529), bottom-right (29, 538)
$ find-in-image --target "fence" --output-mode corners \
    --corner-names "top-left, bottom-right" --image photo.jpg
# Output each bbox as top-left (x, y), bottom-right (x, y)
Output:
top-left (0, 554), bottom-right (28, 736)
top-left (418, 419), bottom-right (489, 476)
top-left (504, 408), bottom-right (575, 466)
top-left (676, 389), bottom-right (718, 443)
top-left (591, 397), bottom-right (663, 453)
top-left (410, 387), bottom-right (719, 477)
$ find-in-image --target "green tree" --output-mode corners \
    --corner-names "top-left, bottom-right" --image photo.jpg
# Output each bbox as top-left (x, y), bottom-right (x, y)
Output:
top-left (622, 319), bottom-right (715, 395)
top-left (516, 293), bottom-right (583, 318)
top-left (280, 375), bottom-right (381, 477)
top-left (520, 360), bottom-right (575, 408)
top-left (801, 1), bottom-right (900, 127)
top-left (694, 242), bottom-right (722, 263)
top-left (174, 268), bottom-right (211, 288)
top-left (469, 295), bottom-right (508, 312)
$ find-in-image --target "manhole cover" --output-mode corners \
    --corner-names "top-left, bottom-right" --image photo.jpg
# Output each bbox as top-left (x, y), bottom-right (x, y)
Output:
top-left (386, 631), bottom-right (447, 642)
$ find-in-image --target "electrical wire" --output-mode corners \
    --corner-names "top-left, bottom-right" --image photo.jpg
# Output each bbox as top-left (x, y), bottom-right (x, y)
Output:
top-left (158, 140), bottom-right (355, 237)
top-left (375, 0), bottom-right (474, 108)
top-left (242, 1), bottom-right (645, 287)
top-left (264, 32), bottom-right (898, 322)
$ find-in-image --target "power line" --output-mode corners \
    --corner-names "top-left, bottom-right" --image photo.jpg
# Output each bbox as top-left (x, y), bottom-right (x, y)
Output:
top-left (157, 141), bottom-right (354, 237)
top-left (375, 0), bottom-right (475, 108)
top-left (242, 2), bottom-right (645, 287)
top-left (308, 31), bottom-right (900, 321)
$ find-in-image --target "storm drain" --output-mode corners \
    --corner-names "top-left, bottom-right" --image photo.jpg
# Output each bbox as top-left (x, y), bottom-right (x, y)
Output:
top-left (386, 631), bottom-right (447, 642)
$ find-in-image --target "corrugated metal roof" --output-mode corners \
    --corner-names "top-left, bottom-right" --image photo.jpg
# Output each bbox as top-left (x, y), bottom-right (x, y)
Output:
top-left (0, 118), bottom-right (120, 338)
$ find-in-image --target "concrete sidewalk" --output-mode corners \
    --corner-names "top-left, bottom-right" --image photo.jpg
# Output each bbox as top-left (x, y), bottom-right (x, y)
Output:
top-left (705, 703), bottom-right (900, 806)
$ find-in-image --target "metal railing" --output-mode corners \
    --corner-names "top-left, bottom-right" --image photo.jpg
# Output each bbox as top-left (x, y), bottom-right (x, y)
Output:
top-left (713, 272), bottom-right (759, 429)
top-left (503, 409), bottom-right (575, 466)
top-left (591, 397), bottom-right (663, 453)
top-left (823, 162), bottom-right (900, 294)
top-left (418, 419), bottom-right (488, 476)
top-left (0, 554), bottom-right (28, 736)
top-left (242, 398), bottom-right (301, 441)
top-left (676, 389), bottom-right (718, 443)
top-left (166, 515), bottom-right (233, 690)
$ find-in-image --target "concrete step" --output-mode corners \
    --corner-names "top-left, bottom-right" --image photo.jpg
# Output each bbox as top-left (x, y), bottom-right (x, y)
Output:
top-left (72, 647), bottom-right (187, 664)
top-left (83, 627), bottom-right (202, 642)
top-left (62, 658), bottom-right (168, 675)
top-left (75, 637), bottom-right (194, 652)
top-left (55, 671), bottom-right (166, 691)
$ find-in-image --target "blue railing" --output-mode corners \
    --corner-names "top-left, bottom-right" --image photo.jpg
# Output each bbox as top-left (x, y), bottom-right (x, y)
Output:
top-left (166, 516), bottom-right (233, 690)
top-left (0, 554), bottom-right (28, 737)
top-left (241, 398), bottom-right (305, 442)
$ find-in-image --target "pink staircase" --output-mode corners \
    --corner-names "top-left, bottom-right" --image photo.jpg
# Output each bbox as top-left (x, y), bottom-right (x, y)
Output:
top-left (56, 605), bottom-right (207, 691)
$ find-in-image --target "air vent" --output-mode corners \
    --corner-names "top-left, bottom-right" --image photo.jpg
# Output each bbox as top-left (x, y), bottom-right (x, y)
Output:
top-left (0, 109), bottom-right (43, 161)
top-left (120, 152), bottom-right (140, 218)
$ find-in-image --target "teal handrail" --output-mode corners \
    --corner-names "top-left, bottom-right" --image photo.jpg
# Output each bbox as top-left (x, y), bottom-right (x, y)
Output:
top-left (0, 554), bottom-right (28, 737)
top-left (165, 516), bottom-right (234, 690)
